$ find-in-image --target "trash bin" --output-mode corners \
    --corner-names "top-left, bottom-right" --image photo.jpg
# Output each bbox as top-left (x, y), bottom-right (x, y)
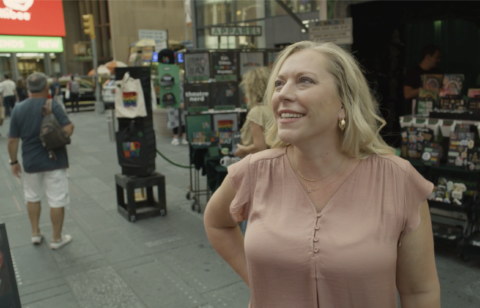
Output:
top-left (106, 109), bottom-right (116, 141)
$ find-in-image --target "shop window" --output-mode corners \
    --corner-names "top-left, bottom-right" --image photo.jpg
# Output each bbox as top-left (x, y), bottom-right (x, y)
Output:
top-left (234, 0), bottom-right (265, 22)
top-left (195, 0), bottom-right (235, 28)
top-left (266, 0), bottom-right (319, 17)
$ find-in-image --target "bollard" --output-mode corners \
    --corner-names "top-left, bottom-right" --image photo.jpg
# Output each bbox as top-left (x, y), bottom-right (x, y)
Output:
top-left (106, 109), bottom-right (116, 141)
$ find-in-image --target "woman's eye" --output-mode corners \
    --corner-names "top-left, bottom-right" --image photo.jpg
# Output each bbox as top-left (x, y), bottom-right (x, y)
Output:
top-left (299, 77), bottom-right (313, 84)
top-left (274, 80), bottom-right (284, 87)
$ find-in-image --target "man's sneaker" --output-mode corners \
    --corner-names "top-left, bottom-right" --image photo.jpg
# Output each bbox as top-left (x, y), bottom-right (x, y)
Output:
top-left (171, 138), bottom-right (179, 146)
top-left (50, 234), bottom-right (72, 250)
top-left (31, 234), bottom-right (43, 245)
top-left (181, 139), bottom-right (189, 145)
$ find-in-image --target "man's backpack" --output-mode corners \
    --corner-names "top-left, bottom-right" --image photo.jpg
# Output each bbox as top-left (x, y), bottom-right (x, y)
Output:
top-left (70, 80), bottom-right (80, 93)
top-left (39, 99), bottom-right (71, 155)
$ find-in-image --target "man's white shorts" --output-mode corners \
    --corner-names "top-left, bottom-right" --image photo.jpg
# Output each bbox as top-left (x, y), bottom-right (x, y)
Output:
top-left (23, 169), bottom-right (69, 208)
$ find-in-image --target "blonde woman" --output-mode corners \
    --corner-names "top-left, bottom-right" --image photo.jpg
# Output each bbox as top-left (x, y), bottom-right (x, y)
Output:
top-left (204, 41), bottom-right (440, 307)
top-left (234, 67), bottom-right (273, 158)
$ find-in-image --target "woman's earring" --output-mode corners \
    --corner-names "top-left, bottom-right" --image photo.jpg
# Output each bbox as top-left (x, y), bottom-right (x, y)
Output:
top-left (339, 119), bottom-right (346, 131)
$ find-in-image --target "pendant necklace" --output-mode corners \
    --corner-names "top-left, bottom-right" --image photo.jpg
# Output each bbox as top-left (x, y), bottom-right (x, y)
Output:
top-left (292, 147), bottom-right (348, 193)
top-left (293, 147), bottom-right (345, 182)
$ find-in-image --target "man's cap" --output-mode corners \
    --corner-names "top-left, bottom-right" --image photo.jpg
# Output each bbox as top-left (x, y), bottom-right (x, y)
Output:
top-left (158, 49), bottom-right (175, 64)
top-left (162, 92), bottom-right (176, 106)
top-left (160, 74), bottom-right (175, 86)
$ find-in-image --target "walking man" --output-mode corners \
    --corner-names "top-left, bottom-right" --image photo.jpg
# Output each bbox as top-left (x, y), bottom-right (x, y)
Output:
top-left (0, 74), bottom-right (19, 117)
top-left (8, 72), bottom-right (74, 250)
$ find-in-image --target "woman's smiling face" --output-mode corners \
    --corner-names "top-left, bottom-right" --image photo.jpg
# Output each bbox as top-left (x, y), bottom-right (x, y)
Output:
top-left (271, 49), bottom-right (344, 145)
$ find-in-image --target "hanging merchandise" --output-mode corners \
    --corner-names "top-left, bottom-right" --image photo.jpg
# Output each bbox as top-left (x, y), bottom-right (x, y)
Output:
top-left (239, 52), bottom-right (264, 77)
top-left (158, 62), bottom-right (181, 108)
top-left (116, 120), bottom-right (155, 172)
top-left (115, 72), bottom-right (147, 118)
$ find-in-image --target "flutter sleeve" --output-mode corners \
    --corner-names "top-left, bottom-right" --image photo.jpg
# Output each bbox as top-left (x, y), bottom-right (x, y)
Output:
top-left (402, 162), bottom-right (434, 237)
top-left (227, 154), bottom-right (253, 223)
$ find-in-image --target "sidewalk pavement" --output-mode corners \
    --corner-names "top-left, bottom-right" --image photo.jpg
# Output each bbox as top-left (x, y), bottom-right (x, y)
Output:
top-left (0, 111), bottom-right (479, 308)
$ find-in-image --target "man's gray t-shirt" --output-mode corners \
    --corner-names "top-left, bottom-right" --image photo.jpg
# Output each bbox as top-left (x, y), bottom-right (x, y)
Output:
top-left (9, 98), bottom-right (71, 173)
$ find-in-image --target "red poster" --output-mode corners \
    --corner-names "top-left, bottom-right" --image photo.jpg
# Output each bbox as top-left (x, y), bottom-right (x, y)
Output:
top-left (0, 0), bottom-right (65, 37)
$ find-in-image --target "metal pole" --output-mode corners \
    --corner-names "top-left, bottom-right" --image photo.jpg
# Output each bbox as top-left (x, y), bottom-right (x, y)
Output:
top-left (92, 38), bottom-right (104, 114)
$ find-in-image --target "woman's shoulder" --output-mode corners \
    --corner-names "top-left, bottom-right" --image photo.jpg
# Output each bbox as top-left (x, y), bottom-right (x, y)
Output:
top-left (248, 147), bottom-right (286, 164)
top-left (368, 154), bottom-right (409, 174)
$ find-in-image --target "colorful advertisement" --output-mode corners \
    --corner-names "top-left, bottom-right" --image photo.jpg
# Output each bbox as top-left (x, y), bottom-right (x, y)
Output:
top-left (211, 52), bottom-right (238, 81)
top-left (0, 0), bottom-right (66, 37)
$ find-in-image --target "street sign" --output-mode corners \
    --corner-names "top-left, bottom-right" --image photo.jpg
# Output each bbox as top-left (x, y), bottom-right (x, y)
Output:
top-left (139, 29), bottom-right (168, 52)
top-left (0, 35), bottom-right (63, 52)
top-left (309, 18), bottom-right (353, 45)
top-left (210, 26), bottom-right (262, 36)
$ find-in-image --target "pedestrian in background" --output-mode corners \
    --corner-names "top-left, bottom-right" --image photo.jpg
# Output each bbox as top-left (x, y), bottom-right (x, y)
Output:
top-left (16, 78), bottom-right (28, 102)
top-left (0, 74), bottom-right (18, 116)
top-left (8, 72), bottom-right (74, 250)
top-left (205, 41), bottom-right (440, 307)
top-left (67, 76), bottom-right (80, 113)
top-left (50, 76), bottom-right (65, 111)
top-left (234, 67), bottom-right (273, 158)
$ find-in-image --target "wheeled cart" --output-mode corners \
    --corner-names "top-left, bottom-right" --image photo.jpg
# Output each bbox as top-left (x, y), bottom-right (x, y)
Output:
top-left (186, 146), bottom-right (211, 213)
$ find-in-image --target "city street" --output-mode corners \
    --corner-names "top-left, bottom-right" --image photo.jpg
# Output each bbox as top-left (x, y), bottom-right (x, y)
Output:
top-left (0, 111), bottom-right (479, 308)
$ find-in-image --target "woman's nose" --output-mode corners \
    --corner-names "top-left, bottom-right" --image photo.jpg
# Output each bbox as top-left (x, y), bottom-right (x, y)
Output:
top-left (278, 81), bottom-right (296, 102)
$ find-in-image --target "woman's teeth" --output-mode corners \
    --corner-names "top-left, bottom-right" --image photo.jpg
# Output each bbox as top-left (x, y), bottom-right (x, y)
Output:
top-left (280, 113), bottom-right (304, 119)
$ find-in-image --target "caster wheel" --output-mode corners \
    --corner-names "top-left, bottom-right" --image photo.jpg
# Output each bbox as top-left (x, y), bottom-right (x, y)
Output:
top-left (191, 202), bottom-right (197, 211)
top-left (197, 205), bottom-right (202, 213)
top-left (160, 209), bottom-right (166, 216)
top-left (459, 254), bottom-right (469, 262)
top-left (186, 192), bottom-right (191, 200)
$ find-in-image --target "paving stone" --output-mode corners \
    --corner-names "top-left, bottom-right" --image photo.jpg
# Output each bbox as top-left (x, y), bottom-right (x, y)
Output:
top-left (22, 293), bottom-right (81, 308)
top-left (20, 283), bottom-right (71, 306)
top-left (70, 206), bottom-right (118, 232)
top-left (11, 244), bottom-right (62, 287)
top-left (202, 281), bottom-right (250, 308)
top-left (118, 259), bottom-right (208, 308)
top-left (66, 266), bottom-right (146, 308)
top-left (72, 177), bottom-right (112, 194)
top-left (87, 227), bottom-right (149, 263)
top-left (157, 241), bottom-right (242, 294)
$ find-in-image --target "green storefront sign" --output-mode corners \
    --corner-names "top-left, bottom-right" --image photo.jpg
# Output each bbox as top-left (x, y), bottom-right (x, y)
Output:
top-left (210, 26), bottom-right (262, 36)
top-left (0, 35), bottom-right (63, 52)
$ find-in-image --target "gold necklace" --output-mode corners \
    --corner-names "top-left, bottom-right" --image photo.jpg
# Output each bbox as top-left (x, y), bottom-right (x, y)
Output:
top-left (300, 159), bottom-right (349, 193)
top-left (293, 146), bottom-right (345, 182)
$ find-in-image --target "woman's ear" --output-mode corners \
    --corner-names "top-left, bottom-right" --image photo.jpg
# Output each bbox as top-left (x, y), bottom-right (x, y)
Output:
top-left (338, 105), bottom-right (346, 120)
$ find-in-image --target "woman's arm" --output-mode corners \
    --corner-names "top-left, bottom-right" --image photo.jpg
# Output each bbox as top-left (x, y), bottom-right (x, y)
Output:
top-left (234, 122), bottom-right (268, 158)
top-left (397, 201), bottom-right (440, 307)
top-left (204, 176), bottom-right (249, 286)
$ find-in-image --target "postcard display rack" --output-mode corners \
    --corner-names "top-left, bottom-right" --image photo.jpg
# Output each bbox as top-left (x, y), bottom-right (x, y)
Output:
top-left (402, 74), bottom-right (480, 260)
top-left (114, 67), bottom-right (167, 222)
top-left (182, 49), bottom-right (278, 212)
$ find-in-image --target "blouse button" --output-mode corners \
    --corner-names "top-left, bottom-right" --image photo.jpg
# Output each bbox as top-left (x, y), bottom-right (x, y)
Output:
top-left (314, 248), bottom-right (319, 253)
top-left (316, 213), bottom-right (322, 218)
top-left (313, 238), bottom-right (319, 242)
top-left (314, 226), bottom-right (320, 230)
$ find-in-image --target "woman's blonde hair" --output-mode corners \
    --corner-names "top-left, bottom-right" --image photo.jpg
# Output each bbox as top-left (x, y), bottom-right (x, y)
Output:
top-left (264, 41), bottom-right (395, 159)
top-left (240, 66), bottom-right (271, 110)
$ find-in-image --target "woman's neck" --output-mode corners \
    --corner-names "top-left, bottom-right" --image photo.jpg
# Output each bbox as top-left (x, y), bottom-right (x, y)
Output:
top-left (290, 137), bottom-right (346, 180)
